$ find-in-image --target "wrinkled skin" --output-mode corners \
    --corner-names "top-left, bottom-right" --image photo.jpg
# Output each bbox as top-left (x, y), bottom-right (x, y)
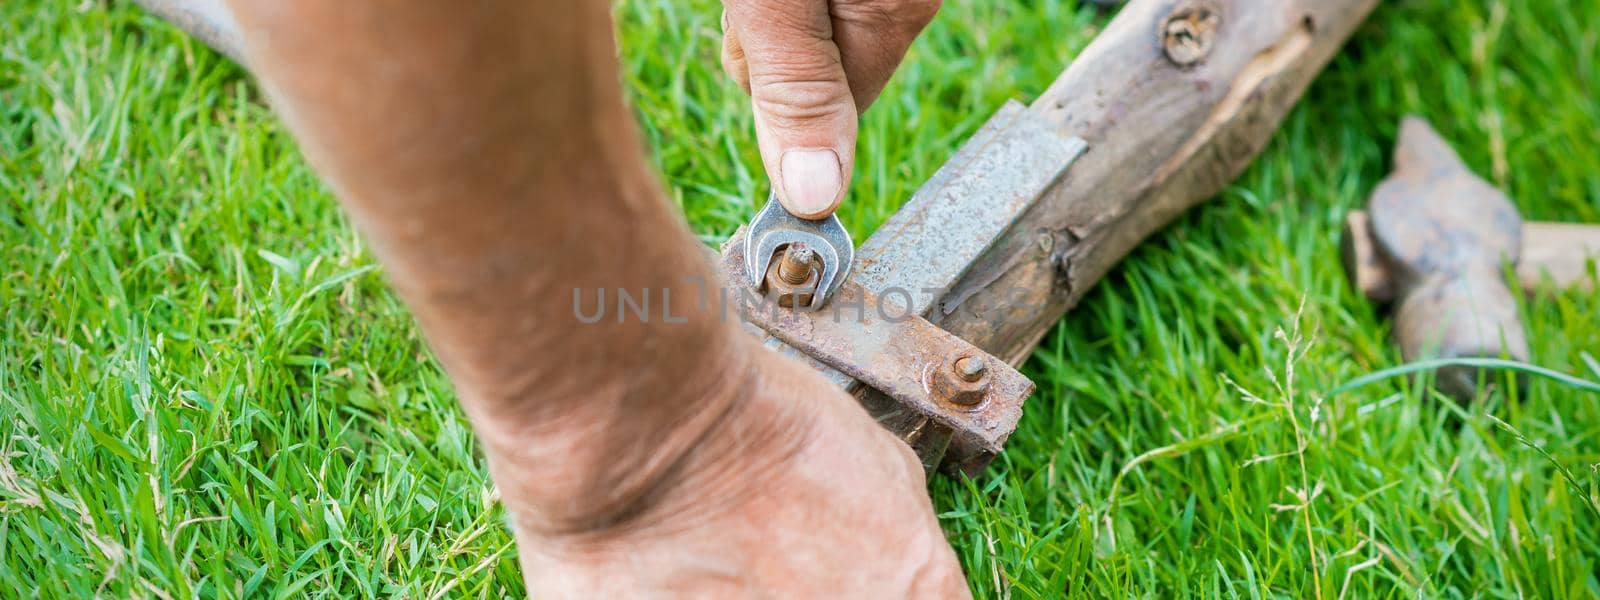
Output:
top-left (519, 346), bottom-right (967, 596)
top-left (225, 0), bottom-right (966, 596)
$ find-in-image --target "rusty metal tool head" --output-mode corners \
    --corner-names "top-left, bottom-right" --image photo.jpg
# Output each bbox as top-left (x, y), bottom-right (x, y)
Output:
top-left (1341, 116), bottom-right (1530, 400)
top-left (744, 191), bottom-right (854, 309)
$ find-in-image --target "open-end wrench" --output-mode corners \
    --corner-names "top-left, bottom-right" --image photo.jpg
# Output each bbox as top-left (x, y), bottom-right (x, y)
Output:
top-left (743, 191), bottom-right (854, 309)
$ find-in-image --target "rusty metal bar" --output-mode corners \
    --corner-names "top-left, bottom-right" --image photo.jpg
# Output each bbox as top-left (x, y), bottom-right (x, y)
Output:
top-left (759, 102), bottom-right (1086, 472)
top-left (719, 236), bottom-right (1034, 456)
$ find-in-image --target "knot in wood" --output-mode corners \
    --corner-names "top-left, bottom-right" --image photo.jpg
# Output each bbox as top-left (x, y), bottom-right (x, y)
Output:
top-left (1161, 5), bottom-right (1220, 67)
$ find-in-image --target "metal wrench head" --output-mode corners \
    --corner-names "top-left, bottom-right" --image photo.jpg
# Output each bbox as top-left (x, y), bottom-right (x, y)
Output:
top-left (743, 191), bottom-right (854, 309)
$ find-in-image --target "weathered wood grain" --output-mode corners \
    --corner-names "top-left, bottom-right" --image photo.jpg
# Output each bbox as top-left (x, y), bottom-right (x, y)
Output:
top-left (925, 0), bottom-right (1380, 470)
top-left (938, 0), bottom-right (1378, 364)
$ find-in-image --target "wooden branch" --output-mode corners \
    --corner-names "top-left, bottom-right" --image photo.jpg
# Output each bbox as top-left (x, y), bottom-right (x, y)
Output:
top-left (1347, 213), bottom-right (1600, 297)
top-left (1513, 222), bottom-right (1600, 292)
top-left (896, 0), bottom-right (1379, 470)
top-left (935, 0), bottom-right (1379, 364)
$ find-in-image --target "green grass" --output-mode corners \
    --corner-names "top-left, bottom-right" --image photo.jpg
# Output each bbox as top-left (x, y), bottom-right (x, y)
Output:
top-left (3, 0), bottom-right (1598, 596)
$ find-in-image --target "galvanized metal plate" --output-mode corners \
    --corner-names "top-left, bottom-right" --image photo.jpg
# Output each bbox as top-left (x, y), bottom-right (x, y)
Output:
top-left (804, 101), bottom-right (1087, 392)
top-left (853, 100), bottom-right (1088, 303)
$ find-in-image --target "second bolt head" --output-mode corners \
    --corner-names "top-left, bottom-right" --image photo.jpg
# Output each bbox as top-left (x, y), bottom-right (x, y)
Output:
top-left (935, 354), bottom-right (992, 407)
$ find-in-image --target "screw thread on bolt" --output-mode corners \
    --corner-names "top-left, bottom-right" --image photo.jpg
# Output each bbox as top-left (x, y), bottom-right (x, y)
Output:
top-left (777, 243), bottom-right (816, 285)
top-left (955, 356), bottom-right (987, 381)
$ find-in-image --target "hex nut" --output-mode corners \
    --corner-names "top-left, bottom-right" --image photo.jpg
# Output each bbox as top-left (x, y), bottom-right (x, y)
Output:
top-left (933, 354), bottom-right (991, 406)
top-left (1161, 5), bottom-right (1219, 67)
top-left (761, 245), bottom-right (821, 308)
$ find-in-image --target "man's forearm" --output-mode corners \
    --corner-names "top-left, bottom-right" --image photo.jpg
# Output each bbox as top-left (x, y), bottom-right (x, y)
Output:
top-left (224, 0), bottom-right (777, 536)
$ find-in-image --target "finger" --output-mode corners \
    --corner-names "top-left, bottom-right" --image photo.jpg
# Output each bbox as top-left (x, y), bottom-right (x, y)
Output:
top-left (719, 10), bottom-right (752, 94)
top-left (723, 0), bottom-right (855, 219)
top-left (829, 0), bottom-right (942, 110)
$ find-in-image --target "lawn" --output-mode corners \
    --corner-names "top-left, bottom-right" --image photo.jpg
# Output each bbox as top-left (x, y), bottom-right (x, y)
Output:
top-left (3, 0), bottom-right (1598, 597)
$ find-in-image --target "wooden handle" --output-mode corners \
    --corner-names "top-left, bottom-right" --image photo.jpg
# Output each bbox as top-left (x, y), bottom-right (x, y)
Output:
top-left (1345, 211), bottom-right (1600, 297)
top-left (1517, 221), bottom-right (1600, 292)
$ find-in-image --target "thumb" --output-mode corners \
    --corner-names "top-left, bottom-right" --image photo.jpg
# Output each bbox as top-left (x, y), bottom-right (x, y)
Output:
top-left (724, 0), bottom-right (856, 219)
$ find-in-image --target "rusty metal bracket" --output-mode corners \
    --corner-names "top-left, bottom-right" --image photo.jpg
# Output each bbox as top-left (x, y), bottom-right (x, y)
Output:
top-left (720, 237), bottom-right (1033, 455)
top-left (731, 100), bottom-right (1087, 473)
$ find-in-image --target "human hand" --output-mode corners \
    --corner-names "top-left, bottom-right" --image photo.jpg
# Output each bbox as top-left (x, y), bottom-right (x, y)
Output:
top-left (515, 338), bottom-right (971, 597)
top-left (720, 0), bottom-right (942, 219)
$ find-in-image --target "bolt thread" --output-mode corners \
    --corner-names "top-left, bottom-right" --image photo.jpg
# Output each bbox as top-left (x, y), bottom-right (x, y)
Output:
top-left (955, 356), bottom-right (987, 381)
top-left (778, 244), bottom-right (815, 285)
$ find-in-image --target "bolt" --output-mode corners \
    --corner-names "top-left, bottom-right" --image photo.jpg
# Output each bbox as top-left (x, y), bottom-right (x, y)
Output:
top-left (933, 355), bottom-right (992, 407)
top-left (777, 243), bottom-right (817, 285)
top-left (1162, 6), bottom-right (1219, 67)
top-left (762, 243), bottom-right (820, 308)
top-left (955, 356), bottom-right (987, 382)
